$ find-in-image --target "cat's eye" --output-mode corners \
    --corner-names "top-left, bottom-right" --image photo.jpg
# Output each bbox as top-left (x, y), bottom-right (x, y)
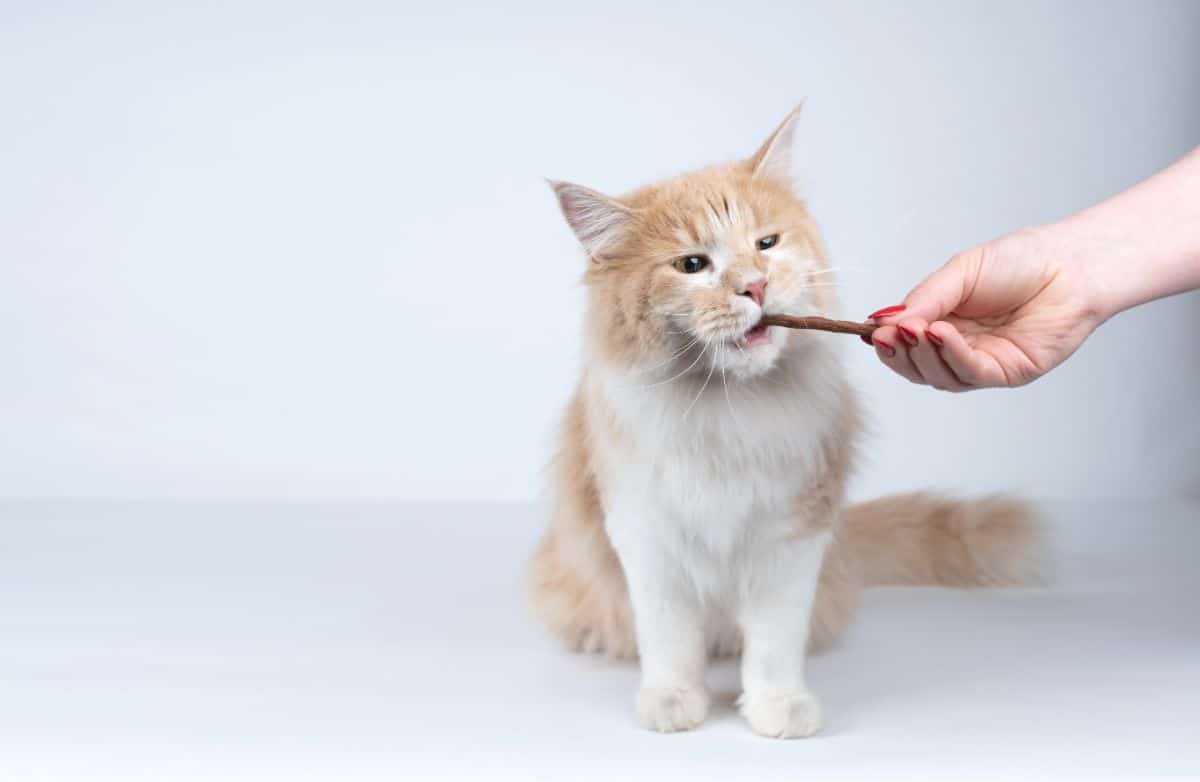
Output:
top-left (756, 234), bottom-right (779, 250)
top-left (675, 255), bottom-right (710, 274)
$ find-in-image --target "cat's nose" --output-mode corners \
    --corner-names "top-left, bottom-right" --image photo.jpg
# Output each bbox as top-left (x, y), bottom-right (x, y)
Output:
top-left (740, 278), bottom-right (767, 307)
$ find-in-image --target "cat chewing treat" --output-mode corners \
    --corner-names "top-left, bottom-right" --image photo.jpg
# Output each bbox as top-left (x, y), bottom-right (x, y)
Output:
top-left (529, 106), bottom-right (1042, 738)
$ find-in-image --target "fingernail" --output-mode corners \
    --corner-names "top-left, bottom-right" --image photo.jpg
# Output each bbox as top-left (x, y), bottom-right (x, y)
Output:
top-left (873, 338), bottom-right (896, 358)
top-left (926, 330), bottom-right (943, 347)
top-left (860, 334), bottom-right (873, 346)
top-left (868, 304), bottom-right (906, 320)
top-left (898, 325), bottom-right (919, 346)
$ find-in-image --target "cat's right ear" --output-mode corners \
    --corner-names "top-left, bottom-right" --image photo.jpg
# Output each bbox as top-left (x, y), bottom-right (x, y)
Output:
top-left (548, 180), bottom-right (633, 260)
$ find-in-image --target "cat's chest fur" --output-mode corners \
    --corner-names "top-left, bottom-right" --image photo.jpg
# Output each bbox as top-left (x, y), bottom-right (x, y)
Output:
top-left (588, 342), bottom-right (848, 551)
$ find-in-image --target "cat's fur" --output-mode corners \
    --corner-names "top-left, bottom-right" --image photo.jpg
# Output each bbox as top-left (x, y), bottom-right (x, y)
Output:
top-left (529, 107), bottom-right (1042, 738)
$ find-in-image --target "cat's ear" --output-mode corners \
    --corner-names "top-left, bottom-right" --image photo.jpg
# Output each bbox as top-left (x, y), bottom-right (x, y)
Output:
top-left (748, 103), bottom-right (803, 182)
top-left (548, 180), bottom-right (634, 259)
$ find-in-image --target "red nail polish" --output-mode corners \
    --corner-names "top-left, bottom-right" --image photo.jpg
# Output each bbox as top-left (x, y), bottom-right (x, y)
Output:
top-left (874, 338), bottom-right (896, 358)
top-left (860, 334), bottom-right (873, 346)
top-left (926, 330), bottom-right (944, 347)
top-left (868, 304), bottom-right (907, 320)
top-left (898, 325), bottom-right (919, 346)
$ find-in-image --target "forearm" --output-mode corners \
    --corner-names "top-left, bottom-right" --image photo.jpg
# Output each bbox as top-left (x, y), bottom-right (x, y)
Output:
top-left (1055, 146), bottom-right (1200, 320)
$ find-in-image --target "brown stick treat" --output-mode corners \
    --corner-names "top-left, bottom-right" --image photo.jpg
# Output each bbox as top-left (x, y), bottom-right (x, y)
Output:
top-left (759, 314), bottom-right (878, 337)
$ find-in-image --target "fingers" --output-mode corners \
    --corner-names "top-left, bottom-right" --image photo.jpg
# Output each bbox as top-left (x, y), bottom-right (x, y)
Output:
top-left (869, 325), bottom-right (925, 384)
top-left (866, 318), bottom-right (979, 392)
top-left (895, 317), bottom-right (968, 391)
top-left (863, 246), bottom-right (992, 391)
top-left (925, 320), bottom-right (1009, 388)
top-left (869, 248), bottom-right (982, 326)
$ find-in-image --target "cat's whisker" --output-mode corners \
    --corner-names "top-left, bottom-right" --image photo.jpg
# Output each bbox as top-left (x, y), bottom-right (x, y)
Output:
top-left (631, 336), bottom-right (700, 376)
top-left (719, 348), bottom-right (743, 432)
top-left (808, 262), bottom-right (874, 276)
top-left (634, 338), bottom-right (709, 389)
top-left (680, 343), bottom-right (716, 421)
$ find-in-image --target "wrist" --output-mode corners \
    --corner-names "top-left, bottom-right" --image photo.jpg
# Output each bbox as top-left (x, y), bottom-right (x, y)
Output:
top-left (1032, 216), bottom-right (1125, 326)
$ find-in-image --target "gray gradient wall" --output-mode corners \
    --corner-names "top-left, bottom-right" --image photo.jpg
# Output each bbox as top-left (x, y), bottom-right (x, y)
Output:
top-left (2, 1), bottom-right (1198, 502)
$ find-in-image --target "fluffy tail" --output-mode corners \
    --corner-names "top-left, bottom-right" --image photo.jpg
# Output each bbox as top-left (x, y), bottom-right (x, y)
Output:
top-left (839, 492), bottom-right (1044, 588)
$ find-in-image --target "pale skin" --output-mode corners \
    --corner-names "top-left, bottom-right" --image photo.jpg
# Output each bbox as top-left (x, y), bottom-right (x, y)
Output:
top-left (866, 147), bottom-right (1200, 391)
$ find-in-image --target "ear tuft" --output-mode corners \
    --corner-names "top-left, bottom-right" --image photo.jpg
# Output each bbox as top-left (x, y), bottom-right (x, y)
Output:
top-left (748, 103), bottom-right (804, 182)
top-left (548, 180), bottom-right (633, 259)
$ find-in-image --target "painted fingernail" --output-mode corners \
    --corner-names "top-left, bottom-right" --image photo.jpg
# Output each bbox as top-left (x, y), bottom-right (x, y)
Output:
top-left (873, 338), bottom-right (896, 358)
top-left (898, 325), bottom-right (919, 346)
top-left (868, 304), bottom-right (906, 320)
top-left (860, 334), bottom-right (873, 346)
top-left (926, 330), bottom-right (944, 347)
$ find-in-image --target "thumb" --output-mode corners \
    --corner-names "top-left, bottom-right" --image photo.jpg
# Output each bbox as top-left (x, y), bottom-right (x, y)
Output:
top-left (875, 249), bottom-right (981, 324)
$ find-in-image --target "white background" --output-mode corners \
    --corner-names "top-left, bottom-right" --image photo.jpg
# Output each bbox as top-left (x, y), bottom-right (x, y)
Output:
top-left (3, 0), bottom-right (1199, 504)
top-left (3, 4), bottom-right (1200, 780)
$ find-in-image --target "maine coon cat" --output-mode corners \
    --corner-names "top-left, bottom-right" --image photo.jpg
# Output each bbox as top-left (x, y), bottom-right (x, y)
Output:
top-left (529, 107), bottom-right (1041, 738)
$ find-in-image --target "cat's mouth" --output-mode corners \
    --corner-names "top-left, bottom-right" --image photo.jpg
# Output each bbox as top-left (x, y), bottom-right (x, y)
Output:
top-left (737, 321), bottom-right (771, 348)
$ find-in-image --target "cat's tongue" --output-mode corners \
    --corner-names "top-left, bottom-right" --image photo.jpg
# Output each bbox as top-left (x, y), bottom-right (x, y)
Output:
top-left (741, 322), bottom-right (771, 347)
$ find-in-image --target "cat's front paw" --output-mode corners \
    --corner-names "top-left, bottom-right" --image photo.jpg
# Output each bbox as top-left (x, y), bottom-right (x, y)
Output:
top-left (739, 688), bottom-right (824, 739)
top-left (636, 685), bottom-right (710, 733)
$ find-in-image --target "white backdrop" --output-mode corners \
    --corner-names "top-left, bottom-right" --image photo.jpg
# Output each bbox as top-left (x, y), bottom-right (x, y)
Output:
top-left (2, 0), bottom-right (1198, 502)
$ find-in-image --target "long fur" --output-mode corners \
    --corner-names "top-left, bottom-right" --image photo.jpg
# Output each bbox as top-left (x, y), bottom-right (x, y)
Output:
top-left (529, 107), bottom-right (1042, 738)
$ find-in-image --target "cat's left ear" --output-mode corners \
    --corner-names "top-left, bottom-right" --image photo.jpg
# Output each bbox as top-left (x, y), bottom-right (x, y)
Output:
top-left (748, 103), bottom-right (803, 182)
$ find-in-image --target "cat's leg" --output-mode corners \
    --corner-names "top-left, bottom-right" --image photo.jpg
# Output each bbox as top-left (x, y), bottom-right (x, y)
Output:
top-left (737, 528), bottom-right (830, 739)
top-left (607, 512), bottom-right (709, 733)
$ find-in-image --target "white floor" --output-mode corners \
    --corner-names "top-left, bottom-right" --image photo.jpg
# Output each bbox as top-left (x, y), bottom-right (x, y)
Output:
top-left (1, 500), bottom-right (1197, 781)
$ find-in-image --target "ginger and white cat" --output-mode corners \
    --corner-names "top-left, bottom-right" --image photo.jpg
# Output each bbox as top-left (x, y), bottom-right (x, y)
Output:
top-left (529, 107), bottom-right (1040, 738)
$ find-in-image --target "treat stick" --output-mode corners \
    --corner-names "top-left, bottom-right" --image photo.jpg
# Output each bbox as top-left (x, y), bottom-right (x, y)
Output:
top-left (759, 314), bottom-right (878, 337)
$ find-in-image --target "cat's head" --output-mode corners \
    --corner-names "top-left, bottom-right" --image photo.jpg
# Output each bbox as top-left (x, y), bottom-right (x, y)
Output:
top-left (551, 106), bottom-right (836, 381)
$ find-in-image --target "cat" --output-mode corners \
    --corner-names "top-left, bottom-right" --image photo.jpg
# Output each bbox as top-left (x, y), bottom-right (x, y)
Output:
top-left (529, 106), bottom-right (1042, 738)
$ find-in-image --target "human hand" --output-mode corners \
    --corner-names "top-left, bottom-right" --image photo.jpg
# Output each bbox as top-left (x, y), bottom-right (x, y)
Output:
top-left (866, 225), bottom-right (1106, 391)
top-left (865, 147), bottom-right (1200, 392)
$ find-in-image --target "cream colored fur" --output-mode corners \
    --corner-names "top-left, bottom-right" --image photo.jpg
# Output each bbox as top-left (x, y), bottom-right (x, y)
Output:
top-left (530, 107), bottom-right (1042, 738)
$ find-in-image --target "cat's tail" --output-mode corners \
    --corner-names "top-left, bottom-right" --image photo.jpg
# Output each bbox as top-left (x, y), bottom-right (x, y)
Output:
top-left (809, 492), bottom-right (1043, 649)
top-left (839, 492), bottom-right (1045, 588)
